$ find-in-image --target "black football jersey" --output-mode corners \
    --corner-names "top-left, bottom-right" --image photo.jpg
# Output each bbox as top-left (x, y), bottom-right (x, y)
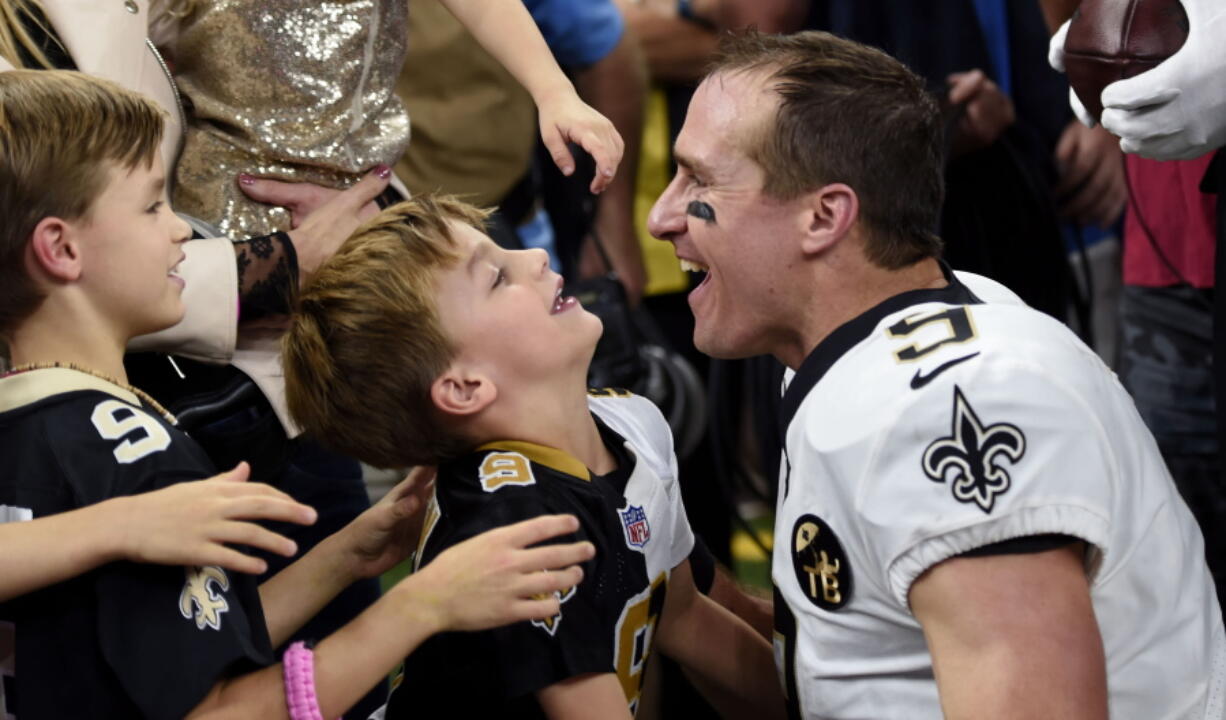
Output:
top-left (0, 368), bottom-right (273, 719)
top-left (384, 393), bottom-right (693, 719)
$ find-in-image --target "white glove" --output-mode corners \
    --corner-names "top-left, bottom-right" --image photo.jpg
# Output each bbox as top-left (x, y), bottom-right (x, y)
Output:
top-left (1047, 19), bottom-right (1098, 128)
top-left (1099, 0), bottom-right (1226, 160)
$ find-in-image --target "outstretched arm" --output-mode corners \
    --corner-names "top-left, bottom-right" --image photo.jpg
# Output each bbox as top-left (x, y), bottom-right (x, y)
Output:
top-left (439, 0), bottom-right (624, 193)
top-left (0, 462), bottom-right (314, 602)
top-left (188, 514), bottom-right (596, 719)
top-left (910, 543), bottom-right (1108, 720)
top-left (257, 467), bottom-right (432, 647)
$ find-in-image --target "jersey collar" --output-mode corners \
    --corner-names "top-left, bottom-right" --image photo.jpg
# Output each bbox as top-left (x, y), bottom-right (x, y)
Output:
top-left (0, 367), bottom-right (141, 415)
top-left (475, 413), bottom-right (636, 483)
top-left (778, 262), bottom-right (982, 433)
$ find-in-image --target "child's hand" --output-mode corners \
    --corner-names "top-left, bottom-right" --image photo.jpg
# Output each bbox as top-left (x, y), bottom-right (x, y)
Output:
top-left (403, 515), bottom-right (596, 633)
top-left (115, 462), bottom-right (317, 574)
top-left (335, 466), bottom-right (436, 581)
top-left (537, 88), bottom-right (625, 194)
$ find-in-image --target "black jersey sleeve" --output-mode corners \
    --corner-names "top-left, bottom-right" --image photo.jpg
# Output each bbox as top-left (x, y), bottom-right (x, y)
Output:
top-left (94, 562), bottom-right (273, 720)
top-left (51, 394), bottom-right (274, 718)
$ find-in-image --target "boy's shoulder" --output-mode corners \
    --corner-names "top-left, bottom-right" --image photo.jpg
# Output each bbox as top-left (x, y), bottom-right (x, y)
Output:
top-left (436, 390), bottom-right (674, 502)
top-left (585, 388), bottom-right (675, 464)
top-left (0, 368), bottom-right (215, 509)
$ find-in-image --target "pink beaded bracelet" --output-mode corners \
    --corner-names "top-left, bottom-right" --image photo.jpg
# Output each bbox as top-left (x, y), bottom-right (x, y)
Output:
top-left (283, 641), bottom-right (327, 720)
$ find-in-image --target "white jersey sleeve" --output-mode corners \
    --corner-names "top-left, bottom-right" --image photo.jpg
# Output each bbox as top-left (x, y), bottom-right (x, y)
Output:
top-left (855, 356), bottom-right (1114, 608)
top-left (589, 392), bottom-right (695, 573)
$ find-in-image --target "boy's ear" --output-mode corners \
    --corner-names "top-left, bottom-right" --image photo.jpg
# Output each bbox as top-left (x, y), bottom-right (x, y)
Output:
top-left (800, 183), bottom-right (859, 256)
top-left (26, 217), bottom-right (82, 282)
top-left (430, 364), bottom-right (497, 419)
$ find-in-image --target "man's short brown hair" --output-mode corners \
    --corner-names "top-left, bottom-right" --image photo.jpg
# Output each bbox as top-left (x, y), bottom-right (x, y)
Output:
top-left (710, 31), bottom-right (944, 269)
top-left (0, 70), bottom-right (165, 339)
top-left (283, 195), bottom-right (490, 469)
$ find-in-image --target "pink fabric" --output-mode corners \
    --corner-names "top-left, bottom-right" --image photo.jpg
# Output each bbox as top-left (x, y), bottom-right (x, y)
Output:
top-left (283, 641), bottom-right (327, 720)
top-left (1122, 152), bottom-right (1218, 289)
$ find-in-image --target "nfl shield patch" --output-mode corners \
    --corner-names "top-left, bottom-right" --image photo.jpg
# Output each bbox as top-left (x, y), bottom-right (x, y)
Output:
top-left (619, 504), bottom-right (651, 550)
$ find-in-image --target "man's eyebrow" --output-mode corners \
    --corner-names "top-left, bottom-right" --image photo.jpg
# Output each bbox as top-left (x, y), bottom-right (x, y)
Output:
top-left (148, 175), bottom-right (166, 195)
top-left (673, 150), bottom-right (715, 179)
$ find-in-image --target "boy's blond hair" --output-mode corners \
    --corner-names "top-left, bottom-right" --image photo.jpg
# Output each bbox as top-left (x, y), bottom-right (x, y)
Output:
top-left (283, 196), bottom-right (491, 469)
top-left (0, 69), bottom-right (165, 339)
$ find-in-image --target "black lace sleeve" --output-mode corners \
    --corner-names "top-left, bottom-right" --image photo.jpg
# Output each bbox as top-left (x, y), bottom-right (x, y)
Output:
top-left (233, 232), bottom-right (299, 322)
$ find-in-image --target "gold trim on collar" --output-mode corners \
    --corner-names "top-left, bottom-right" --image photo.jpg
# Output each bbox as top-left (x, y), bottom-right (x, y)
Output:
top-left (475, 440), bottom-right (591, 481)
top-left (0, 368), bottom-right (141, 414)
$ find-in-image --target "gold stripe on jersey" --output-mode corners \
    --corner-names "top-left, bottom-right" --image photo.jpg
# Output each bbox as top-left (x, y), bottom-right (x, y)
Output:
top-left (475, 440), bottom-right (591, 481)
top-left (412, 491), bottom-right (441, 572)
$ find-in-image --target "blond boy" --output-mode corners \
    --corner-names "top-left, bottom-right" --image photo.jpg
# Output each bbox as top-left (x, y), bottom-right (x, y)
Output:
top-left (283, 196), bottom-right (783, 719)
top-left (0, 70), bottom-right (592, 720)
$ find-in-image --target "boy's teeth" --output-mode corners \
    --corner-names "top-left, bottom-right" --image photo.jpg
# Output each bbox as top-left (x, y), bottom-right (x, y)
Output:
top-left (679, 259), bottom-right (708, 273)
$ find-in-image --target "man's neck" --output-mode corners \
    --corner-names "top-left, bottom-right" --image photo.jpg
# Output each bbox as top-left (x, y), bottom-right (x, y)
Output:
top-left (8, 301), bottom-right (129, 384)
top-left (780, 256), bottom-right (948, 370)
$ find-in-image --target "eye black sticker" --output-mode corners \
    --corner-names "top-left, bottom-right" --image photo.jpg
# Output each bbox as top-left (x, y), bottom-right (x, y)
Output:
top-left (687, 200), bottom-right (716, 223)
top-left (791, 514), bottom-right (852, 611)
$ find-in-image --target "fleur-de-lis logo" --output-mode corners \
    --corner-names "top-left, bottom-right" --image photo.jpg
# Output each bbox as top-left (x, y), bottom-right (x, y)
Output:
top-left (922, 386), bottom-right (1025, 514)
top-left (179, 565), bottom-right (230, 631)
top-left (531, 585), bottom-right (577, 636)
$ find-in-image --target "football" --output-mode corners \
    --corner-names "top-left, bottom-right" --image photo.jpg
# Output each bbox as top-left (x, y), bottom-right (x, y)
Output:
top-left (1063, 0), bottom-right (1189, 122)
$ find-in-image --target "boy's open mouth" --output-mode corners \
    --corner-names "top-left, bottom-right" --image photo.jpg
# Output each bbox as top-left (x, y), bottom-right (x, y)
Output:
top-left (551, 285), bottom-right (579, 314)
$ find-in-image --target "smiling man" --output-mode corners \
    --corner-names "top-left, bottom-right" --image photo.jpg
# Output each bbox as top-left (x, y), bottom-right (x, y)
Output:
top-left (648, 30), bottom-right (1226, 720)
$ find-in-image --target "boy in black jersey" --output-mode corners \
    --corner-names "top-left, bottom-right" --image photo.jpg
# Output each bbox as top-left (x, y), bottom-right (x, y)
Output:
top-left (283, 196), bottom-right (784, 719)
top-left (0, 70), bottom-right (593, 720)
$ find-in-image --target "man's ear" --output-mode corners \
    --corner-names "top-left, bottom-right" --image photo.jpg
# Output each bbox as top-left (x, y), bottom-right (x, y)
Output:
top-left (431, 364), bottom-right (497, 418)
top-left (26, 217), bottom-right (82, 283)
top-left (800, 183), bottom-right (859, 256)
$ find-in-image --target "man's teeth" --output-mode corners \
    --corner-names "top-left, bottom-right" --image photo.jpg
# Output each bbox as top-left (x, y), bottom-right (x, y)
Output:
top-left (679, 259), bottom-right (708, 273)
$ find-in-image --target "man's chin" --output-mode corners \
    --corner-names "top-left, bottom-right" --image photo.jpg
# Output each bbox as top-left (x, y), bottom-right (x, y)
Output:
top-left (693, 328), bottom-right (753, 361)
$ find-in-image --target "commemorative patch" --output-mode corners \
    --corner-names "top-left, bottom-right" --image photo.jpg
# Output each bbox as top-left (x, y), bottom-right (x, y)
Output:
top-left (922, 385), bottom-right (1026, 514)
top-left (791, 514), bottom-right (851, 611)
top-left (619, 504), bottom-right (651, 550)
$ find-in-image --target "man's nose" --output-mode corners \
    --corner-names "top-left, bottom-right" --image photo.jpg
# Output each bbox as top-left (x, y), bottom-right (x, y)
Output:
top-left (647, 177), bottom-right (687, 241)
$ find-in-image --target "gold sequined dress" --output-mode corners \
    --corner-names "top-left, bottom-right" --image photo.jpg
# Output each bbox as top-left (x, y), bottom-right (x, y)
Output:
top-left (169, 0), bottom-right (410, 237)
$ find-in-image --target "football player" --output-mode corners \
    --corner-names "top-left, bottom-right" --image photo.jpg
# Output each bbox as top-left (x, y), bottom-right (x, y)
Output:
top-left (282, 195), bottom-right (784, 719)
top-left (0, 69), bottom-right (594, 720)
top-left (646, 30), bottom-right (1226, 720)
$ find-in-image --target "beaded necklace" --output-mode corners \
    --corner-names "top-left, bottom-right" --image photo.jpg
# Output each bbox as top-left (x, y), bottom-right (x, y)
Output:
top-left (4, 361), bottom-right (176, 424)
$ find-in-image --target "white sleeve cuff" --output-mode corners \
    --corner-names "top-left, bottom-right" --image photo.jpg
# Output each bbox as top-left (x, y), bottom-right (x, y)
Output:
top-left (887, 503), bottom-right (1110, 610)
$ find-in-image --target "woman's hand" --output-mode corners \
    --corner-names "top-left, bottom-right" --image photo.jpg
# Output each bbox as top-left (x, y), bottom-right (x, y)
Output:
top-left (238, 166), bottom-right (392, 282)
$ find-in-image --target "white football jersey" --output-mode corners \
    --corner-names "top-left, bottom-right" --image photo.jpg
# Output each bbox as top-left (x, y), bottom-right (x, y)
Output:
top-left (772, 270), bottom-right (1226, 720)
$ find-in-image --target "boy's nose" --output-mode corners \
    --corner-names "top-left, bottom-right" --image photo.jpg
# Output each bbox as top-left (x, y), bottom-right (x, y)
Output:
top-left (172, 214), bottom-right (192, 244)
top-left (528, 247), bottom-right (550, 273)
